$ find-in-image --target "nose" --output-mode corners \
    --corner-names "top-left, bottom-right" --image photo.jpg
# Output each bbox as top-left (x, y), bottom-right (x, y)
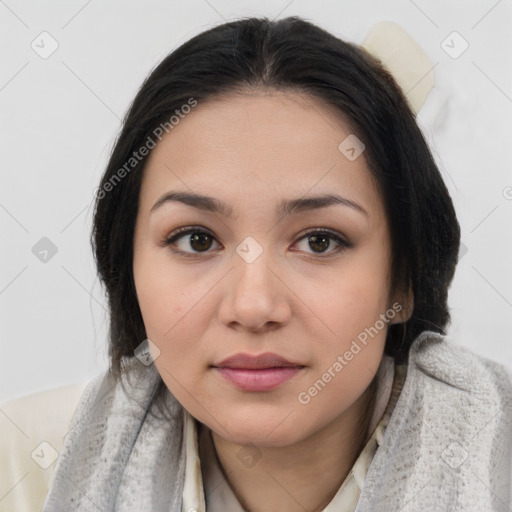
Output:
top-left (217, 249), bottom-right (292, 333)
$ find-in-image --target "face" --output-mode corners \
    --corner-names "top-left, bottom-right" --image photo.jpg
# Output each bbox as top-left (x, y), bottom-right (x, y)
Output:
top-left (133, 90), bottom-right (408, 448)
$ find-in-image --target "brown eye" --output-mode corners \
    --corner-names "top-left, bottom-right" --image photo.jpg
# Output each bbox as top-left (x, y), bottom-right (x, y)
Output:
top-left (294, 229), bottom-right (350, 256)
top-left (188, 232), bottom-right (214, 252)
top-left (164, 227), bottom-right (220, 257)
top-left (164, 226), bottom-right (351, 259)
top-left (307, 234), bottom-right (330, 253)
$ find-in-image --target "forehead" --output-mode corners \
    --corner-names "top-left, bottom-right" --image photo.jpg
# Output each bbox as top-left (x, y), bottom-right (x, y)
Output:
top-left (139, 90), bottom-right (383, 220)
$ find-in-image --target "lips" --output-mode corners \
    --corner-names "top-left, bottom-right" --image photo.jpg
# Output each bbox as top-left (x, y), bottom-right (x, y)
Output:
top-left (213, 352), bottom-right (304, 370)
top-left (212, 352), bottom-right (305, 391)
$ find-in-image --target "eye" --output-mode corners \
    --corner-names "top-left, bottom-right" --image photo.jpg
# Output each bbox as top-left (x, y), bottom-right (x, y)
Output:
top-left (163, 226), bottom-right (351, 258)
top-left (293, 228), bottom-right (351, 256)
top-left (164, 226), bottom-right (220, 258)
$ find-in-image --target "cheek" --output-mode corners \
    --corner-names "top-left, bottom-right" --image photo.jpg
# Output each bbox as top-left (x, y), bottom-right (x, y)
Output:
top-left (292, 275), bottom-right (389, 430)
top-left (134, 244), bottom-right (196, 330)
top-left (310, 257), bottom-right (391, 339)
top-left (135, 262), bottom-right (211, 403)
top-left (298, 247), bottom-right (391, 391)
top-left (133, 246), bottom-right (219, 384)
top-left (307, 281), bottom-right (388, 383)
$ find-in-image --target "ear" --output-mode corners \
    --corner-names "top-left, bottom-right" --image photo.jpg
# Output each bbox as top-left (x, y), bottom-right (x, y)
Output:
top-left (388, 284), bottom-right (414, 325)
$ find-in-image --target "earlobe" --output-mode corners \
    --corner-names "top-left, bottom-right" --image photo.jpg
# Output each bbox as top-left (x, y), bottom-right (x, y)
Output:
top-left (389, 286), bottom-right (414, 325)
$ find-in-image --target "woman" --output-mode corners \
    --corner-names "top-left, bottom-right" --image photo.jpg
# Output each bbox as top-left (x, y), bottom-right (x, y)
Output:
top-left (42, 16), bottom-right (511, 511)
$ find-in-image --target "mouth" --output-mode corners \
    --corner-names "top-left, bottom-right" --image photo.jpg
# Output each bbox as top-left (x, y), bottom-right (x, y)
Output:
top-left (213, 366), bottom-right (305, 391)
top-left (212, 352), bottom-right (305, 391)
top-left (213, 351), bottom-right (304, 370)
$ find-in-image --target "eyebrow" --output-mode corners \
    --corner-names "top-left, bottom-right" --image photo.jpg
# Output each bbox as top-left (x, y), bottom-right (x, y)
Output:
top-left (150, 191), bottom-right (368, 219)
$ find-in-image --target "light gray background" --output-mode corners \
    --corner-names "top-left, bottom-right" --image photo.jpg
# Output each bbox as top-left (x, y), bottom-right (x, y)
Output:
top-left (1, 0), bottom-right (511, 402)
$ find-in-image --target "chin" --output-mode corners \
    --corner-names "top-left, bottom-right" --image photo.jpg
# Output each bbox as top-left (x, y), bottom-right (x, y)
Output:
top-left (210, 412), bottom-right (308, 449)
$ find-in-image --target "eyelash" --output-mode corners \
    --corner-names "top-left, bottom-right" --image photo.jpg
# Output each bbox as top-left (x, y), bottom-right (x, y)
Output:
top-left (163, 226), bottom-right (352, 259)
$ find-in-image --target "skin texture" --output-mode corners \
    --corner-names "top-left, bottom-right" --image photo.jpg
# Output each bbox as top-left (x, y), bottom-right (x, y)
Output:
top-left (133, 90), bottom-right (412, 512)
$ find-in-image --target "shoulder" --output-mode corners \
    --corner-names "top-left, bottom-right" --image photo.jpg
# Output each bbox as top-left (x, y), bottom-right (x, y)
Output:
top-left (358, 331), bottom-right (512, 510)
top-left (0, 381), bottom-right (90, 512)
top-left (405, 331), bottom-right (512, 505)
top-left (408, 330), bottom-right (512, 402)
top-left (0, 360), bottom-right (174, 512)
top-left (42, 360), bottom-right (184, 510)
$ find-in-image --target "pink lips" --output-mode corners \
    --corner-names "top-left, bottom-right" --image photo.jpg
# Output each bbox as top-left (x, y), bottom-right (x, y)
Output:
top-left (212, 352), bottom-right (305, 391)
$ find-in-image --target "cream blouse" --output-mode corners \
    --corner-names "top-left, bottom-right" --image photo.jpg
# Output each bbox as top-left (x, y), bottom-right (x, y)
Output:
top-left (182, 355), bottom-right (406, 512)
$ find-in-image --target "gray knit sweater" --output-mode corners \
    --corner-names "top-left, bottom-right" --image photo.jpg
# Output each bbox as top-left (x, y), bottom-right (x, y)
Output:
top-left (42, 331), bottom-right (512, 511)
